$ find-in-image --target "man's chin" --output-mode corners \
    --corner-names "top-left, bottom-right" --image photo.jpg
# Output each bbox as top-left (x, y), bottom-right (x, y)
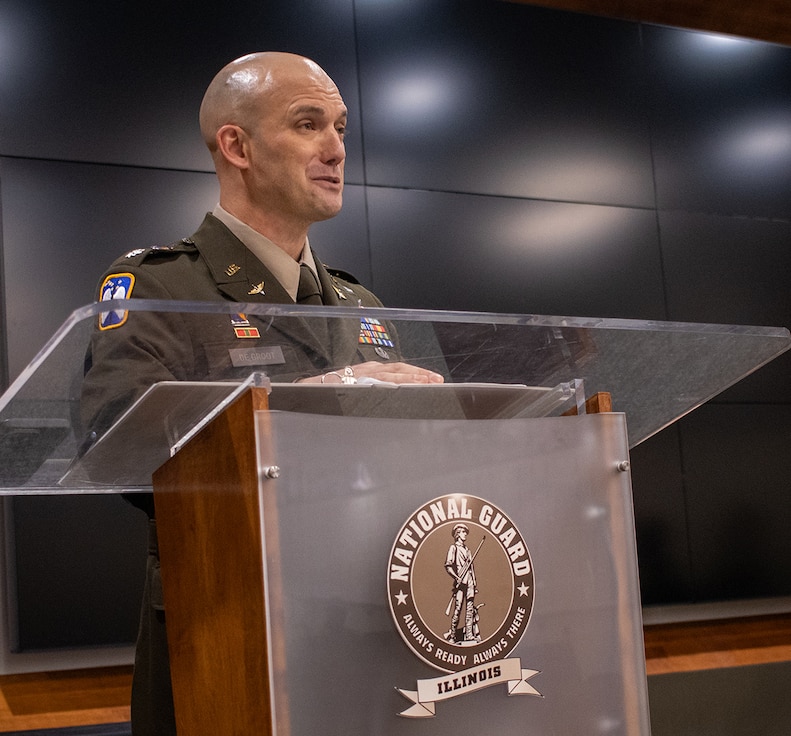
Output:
top-left (313, 196), bottom-right (343, 221)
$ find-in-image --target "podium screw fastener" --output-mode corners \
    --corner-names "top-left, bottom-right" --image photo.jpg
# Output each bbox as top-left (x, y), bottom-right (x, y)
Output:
top-left (616, 460), bottom-right (630, 472)
top-left (262, 465), bottom-right (281, 480)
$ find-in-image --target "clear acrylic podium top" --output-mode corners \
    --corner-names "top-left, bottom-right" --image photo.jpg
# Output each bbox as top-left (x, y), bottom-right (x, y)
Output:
top-left (0, 299), bottom-right (788, 494)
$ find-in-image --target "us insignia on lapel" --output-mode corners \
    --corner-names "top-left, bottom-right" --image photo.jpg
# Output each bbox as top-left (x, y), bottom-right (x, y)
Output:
top-left (231, 313), bottom-right (260, 339)
top-left (359, 317), bottom-right (394, 347)
top-left (330, 277), bottom-right (349, 300)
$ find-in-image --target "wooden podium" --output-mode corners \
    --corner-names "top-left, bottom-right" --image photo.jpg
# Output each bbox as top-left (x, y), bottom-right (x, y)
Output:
top-left (150, 384), bottom-right (649, 735)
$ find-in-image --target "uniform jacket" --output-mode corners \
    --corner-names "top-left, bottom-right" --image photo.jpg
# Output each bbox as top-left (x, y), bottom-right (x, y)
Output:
top-left (81, 213), bottom-right (399, 437)
top-left (79, 213), bottom-right (403, 731)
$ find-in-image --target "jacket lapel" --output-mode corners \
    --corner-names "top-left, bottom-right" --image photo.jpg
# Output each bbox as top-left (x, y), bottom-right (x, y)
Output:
top-left (315, 259), bottom-right (362, 364)
top-left (190, 214), bottom-right (334, 365)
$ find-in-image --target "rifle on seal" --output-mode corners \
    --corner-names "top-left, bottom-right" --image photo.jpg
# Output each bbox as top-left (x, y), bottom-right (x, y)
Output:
top-left (444, 535), bottom-right (486, 617)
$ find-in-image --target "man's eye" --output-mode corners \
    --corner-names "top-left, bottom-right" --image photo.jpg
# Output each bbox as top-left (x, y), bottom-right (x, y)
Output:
top-left (336, 126), bottom-right (346, 138)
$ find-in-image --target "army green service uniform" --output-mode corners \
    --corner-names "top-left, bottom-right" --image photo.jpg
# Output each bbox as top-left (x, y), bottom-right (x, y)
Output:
top-left (82, 212), bottom-right (398, 437)
top-left (80, 212), bottom-right (399, 736)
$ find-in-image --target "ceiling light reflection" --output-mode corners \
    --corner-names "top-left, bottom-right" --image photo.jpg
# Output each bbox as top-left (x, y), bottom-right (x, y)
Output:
top-left (732, 123), bottom-right (791, 160)
top-left (678, 29), bottom-right (771, 71)
top-left (694, 32), bottom-right (755, 49)
top-left (501, 204), bottom-right (631, 257)
top-left (371, 63), bottom-right (467, 132)
top-left (495, 152), bottom-right (639, 206)
top-left (390, 76), bottom-right (453, 117)
top-left (0, 5), bottom-right (34, 94)
top-left (714, 115), bottom-right (791, 172)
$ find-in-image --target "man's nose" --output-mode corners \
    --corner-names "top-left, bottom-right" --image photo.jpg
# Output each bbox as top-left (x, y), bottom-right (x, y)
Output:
top-left (321, 129), bottom-right (346, 165)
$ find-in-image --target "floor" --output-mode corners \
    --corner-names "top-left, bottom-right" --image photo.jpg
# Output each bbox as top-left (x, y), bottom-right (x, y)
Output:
top-left (648, 660), bottom-right (791, 735)
top-left (0, 613), bottom-right (789, 732)
top-left (0, 666), bottom-right (130, 732)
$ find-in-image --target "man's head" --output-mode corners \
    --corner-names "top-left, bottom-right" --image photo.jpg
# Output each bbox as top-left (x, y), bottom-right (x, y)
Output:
top-left (452, 523), bottom-right (469, 541)
top-left (199, 52), bottom-right (347, 252)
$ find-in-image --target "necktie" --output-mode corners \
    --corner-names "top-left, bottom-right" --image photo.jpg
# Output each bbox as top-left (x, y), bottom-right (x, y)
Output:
top-left (296, 263), bottom-right (330, 352)
top-left (297, 263), bottom-right (323, 305)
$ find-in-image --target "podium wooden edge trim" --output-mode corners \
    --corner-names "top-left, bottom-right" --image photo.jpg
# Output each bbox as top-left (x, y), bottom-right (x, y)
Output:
top-left (563, 391), bottom-right (613, 415)
top-left (152, 386), bottom-right (280, 735)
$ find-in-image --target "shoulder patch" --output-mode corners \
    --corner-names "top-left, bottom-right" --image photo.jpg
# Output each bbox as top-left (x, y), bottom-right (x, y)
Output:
top-left (118, 239), bottom-right (197, 265)
top-left (325, 266), bottom-right (360, 285)
top-left (98, 273), bottom-right (135, 330)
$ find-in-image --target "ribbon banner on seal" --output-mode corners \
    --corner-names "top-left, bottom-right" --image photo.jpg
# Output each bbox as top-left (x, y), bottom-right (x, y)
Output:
top-left (396, 657), bottom-right (542, 718)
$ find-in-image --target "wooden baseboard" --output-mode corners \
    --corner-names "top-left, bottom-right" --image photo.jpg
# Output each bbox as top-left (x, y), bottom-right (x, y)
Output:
top-left (644, 613), bottom-right (791, 675)
top-left (0, 665), bottom-right (131, 730)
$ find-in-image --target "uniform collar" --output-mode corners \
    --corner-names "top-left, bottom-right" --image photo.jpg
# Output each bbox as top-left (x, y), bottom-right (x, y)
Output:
top-left (212, 205), bottom-right (320, 302)
top-left (190, 211), bottom-right (344, 310)
top-left (189, 214), bottom-right (356, 359)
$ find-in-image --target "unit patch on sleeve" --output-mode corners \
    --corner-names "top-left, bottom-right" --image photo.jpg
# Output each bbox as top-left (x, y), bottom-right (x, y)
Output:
top-left (98, 273), bottom-right (135, 330)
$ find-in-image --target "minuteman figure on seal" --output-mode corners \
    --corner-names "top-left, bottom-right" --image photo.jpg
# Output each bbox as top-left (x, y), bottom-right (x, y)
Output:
top-left (444, 524), bottom-right (482, 644)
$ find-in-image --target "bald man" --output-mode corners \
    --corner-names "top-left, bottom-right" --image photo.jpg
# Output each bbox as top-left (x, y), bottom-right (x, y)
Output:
top-left (82, 52), bottom-right (442, 735)
top-left (200, 51), bottom-right (348, 256)
top-left (83, 53), bottom-right (442, 437)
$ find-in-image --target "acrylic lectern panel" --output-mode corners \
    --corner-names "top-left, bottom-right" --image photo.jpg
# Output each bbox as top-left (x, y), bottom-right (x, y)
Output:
top-left (0, 299), bottom-right (788, 493)
top-left (255, 410), bottom-right (649, 734)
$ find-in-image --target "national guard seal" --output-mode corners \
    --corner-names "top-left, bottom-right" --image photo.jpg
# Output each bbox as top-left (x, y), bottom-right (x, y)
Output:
top-left (388, 493), bottom-right (542, 718)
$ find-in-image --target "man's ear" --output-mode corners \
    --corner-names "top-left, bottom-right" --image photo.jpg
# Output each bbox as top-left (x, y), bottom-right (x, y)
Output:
top-left (215, 124), bottom-right (250, 170)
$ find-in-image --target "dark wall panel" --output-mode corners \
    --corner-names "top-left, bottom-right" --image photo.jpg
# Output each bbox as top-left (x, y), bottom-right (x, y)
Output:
top-left (659, 210), bottom-right (791, 404)
top-left (367, 188), bottom-right (666, 318)
top-left (629, 427), bottom-right (694, 605)
top-left (660, 211), bottom-right (791, 327)
top-left (5, 496), bottom-right (147, 650)
top-left (678, 405), bottom-right (791, 600)
top-left (0, 158), bottom-right (219, 380)
top-left (356, 1), bottom-right (655, 207)
top-left (0, 0), bottom-right (363, 183)
top-left (645, 25), bottom-right (791, 218)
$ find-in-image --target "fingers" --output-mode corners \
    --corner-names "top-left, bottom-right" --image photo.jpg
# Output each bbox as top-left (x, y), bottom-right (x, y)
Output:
top-left (352, 361), bottom-right (444, 385)
top-left (297, 361), bottom-right (445, 385)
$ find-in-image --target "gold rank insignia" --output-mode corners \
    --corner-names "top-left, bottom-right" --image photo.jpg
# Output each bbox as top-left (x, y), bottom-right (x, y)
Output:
top-left (330, 277), bottom-right (349, 300)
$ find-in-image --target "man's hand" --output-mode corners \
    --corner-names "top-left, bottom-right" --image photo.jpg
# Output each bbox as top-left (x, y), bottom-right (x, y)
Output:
top-left (299, 361), bottom-right (444, 385)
